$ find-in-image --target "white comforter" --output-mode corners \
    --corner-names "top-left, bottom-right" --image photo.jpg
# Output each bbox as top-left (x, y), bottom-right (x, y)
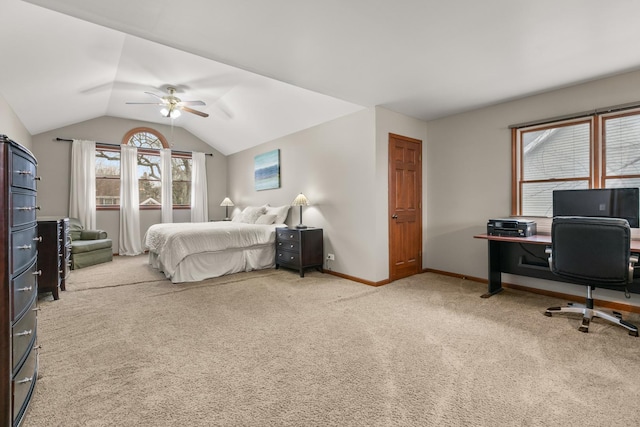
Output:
top-left (144, 221), bottom-right (279, 277)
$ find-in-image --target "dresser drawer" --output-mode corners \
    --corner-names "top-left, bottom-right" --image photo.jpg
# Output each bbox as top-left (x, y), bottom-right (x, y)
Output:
top-left (12, 298), bottom-right (37, 375)
top-left (11, 225), bottom-right (38, 275)
top-left (276, 229), bottom-right (300, 242)
top-left (12, 345), bottom-right (38, 426)
top-left (11, 149), bottom-right (38, 191)
top-left (11, 190), bottom-right (38, 228)
top-left (11, 261), bottom-right (38, 322)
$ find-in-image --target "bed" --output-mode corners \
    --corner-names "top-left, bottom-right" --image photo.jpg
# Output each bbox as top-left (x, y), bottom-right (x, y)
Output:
top-left (144, 205), bottom-right (289, 283)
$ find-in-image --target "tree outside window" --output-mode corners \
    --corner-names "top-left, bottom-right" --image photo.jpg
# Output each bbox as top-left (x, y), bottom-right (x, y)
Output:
top-left (95, 127), bottom-right (192, 209)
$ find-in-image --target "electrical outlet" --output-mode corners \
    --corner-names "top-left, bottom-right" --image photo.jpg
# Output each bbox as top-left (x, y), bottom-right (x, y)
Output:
top-left (327, 253), bottom-right (335, 261)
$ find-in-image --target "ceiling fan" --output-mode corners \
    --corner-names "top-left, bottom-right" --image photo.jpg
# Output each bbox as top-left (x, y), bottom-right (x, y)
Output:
top-left (126, 86), bottom-right (209, 118)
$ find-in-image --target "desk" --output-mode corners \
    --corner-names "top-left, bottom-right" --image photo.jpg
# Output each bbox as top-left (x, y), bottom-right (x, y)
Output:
top-left (474, 233), bottom-right (640, 298)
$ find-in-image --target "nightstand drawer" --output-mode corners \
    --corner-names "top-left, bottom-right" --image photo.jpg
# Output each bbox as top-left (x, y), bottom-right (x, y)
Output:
top-left (277, 239), bottom-right (299, 252)
top-left (277, 250), bottom-right (299, 265)
top-left (276, 229), bottom-right (300, 242)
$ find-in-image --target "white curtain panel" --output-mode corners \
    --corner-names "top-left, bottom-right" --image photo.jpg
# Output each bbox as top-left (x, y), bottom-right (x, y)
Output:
top-left (119, 145), bottom-right (143, 255)
top-left (160, 148), bottom-right (173, 223)
top-left (69, 139), bottom-right (96, 229)
top-left (190, 152), bottom-right (208, 222)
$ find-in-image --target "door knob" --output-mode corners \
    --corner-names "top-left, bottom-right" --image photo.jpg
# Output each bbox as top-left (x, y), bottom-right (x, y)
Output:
top-left (392, 214), bottom-right (398, 219)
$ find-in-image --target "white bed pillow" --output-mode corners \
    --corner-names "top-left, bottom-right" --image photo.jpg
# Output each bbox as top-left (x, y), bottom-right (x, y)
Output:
top-left (265, 205), bottom-right (290, 224)
top-left (255, 214), bottom-right (277, 225)
top-left (234, 206), bottom-right (266, 223)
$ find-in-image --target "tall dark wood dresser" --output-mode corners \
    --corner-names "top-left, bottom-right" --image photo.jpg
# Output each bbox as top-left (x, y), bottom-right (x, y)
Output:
top-left (1, 135), bottom-right (39, 426)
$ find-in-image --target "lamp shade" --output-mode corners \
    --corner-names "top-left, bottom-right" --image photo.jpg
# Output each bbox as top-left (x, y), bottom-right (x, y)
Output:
top-left (220, 197), bottom-right (234, 207)
top-left (291, 193), bottom-right (310, 229)
top-left (220, 197), bottom-right (234, 221)
top-left (291, 193), bottom-right (310, 206)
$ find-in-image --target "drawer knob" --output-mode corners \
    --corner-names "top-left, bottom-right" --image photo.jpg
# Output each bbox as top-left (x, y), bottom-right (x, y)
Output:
top-left (289, 234), bottom-right (294, 238)
top-left (32, 270), bottom-right (42, 276)
top-left (34, 176), bottom-right (42, 181)
top-left (33, 236), bottom-right (42, 242)
top-left (278, 254), bottom-right (282, 257)
top-left (17, 244), bottom-right (32, 250)
top-left (16, 377), bottom-right (33, 385)
top-left (290, 244), bottom-right (294, 248)
top-left (290, 256), bottom-right (294, 260)
top-left (16, 286), bottom-right (33, 292)
top-left (14, 329), bottom-right (33, 338)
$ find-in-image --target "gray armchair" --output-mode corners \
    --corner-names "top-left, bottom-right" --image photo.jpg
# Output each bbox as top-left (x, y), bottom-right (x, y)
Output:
top-left (68, 218), bottom-right (113, 269)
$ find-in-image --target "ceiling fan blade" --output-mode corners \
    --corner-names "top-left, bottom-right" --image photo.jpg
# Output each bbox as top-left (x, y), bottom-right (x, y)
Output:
top-left (125, 102), bottom-right (164, 105)
top-left (181, 106), bottom-right (209, 118)
top-left (179, 100), bottom-right (206, 106)
top-left (144, 91), bottom-right (166, 101)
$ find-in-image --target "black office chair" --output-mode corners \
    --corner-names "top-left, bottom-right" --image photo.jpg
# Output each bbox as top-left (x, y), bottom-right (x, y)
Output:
top-left (545, 216), bottom-right (639, 336)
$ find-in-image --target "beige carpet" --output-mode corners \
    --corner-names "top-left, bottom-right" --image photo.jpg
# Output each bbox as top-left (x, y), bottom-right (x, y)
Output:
top-left (24, 255), bottom-right (640, 426)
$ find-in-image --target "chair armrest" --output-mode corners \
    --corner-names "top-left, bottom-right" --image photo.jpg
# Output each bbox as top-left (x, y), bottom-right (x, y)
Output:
top-left (545, 246), bottom-right (552, 270)
top-left (629, 254), bottom-right (639, 284)
top-left (80, 229), bottom-right (108, 240)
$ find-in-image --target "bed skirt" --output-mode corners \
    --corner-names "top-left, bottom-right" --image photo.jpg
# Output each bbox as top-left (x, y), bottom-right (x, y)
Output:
top-left (148, 243), bottom-right (275, 283)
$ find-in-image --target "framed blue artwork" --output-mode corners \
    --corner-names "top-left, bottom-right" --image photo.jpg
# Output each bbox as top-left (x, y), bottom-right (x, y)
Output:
top-left (254, 149), bottom-right (280, 190)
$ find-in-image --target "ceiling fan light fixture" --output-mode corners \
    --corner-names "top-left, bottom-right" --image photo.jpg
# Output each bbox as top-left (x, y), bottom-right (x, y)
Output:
top-left (160, 107), bottom-right (181, 118)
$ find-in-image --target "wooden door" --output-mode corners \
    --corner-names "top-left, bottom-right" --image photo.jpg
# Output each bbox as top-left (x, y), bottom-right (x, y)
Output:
top-left (388, 133), bottom-right (422, 281)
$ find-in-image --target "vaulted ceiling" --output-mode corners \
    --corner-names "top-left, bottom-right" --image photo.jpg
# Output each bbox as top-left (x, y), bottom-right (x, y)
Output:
top-left (3, 0), bottom-right (640, 155)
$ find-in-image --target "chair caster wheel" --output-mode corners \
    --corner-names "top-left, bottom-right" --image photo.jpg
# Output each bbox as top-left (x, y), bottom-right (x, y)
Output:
top-left (544, 312), bottom-right (552, 317)
top-left (579, 318), bottom-right (590, 333)
top-left (629, 330), bottom-right (639, 337)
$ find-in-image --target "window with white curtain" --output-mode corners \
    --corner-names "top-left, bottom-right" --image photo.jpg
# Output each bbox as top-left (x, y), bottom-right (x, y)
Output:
top-left (95, 127), bottom-right (192, 209)
top-left (512, 107), bottom-right (640, 216)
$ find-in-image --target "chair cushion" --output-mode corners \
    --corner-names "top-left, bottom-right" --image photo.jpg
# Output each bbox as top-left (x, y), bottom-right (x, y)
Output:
top-left (80, 230), bottom-right (108, 240)
top-left (71, 238), bottom-right (112, 254)
top-left (69, 218), bottom-right (83, 241)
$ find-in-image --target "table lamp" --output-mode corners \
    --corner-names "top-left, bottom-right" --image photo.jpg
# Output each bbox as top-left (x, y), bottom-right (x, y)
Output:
top-left (220, 197), bottom-right (234, 221)
top-left (291, 193), bottom-right (310, 229)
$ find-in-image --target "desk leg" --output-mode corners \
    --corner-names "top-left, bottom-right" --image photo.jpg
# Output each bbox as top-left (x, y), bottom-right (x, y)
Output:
top-left (481, 240), bottom-right (504, 298)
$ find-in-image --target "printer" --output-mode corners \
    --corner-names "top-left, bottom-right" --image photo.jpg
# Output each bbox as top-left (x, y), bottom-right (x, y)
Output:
top-left (487, 218), bottom-right (537, 237)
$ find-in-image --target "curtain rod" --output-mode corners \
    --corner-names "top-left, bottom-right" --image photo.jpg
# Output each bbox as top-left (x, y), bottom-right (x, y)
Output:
top-left (508, 100), bottom-right (640, 129)
top-left (55, 137), bottom-right (213, 156)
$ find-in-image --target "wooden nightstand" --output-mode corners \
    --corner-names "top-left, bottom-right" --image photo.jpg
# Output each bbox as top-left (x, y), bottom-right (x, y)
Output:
top-left (275, 227), bottom-right (323, 277)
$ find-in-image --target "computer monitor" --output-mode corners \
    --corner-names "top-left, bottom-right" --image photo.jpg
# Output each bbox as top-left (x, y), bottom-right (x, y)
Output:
top-left (552, 187), bottom-right (640, 228)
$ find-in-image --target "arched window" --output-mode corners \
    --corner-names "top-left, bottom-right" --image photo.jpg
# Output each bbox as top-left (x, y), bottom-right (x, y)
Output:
top-left (122, 127), bottom-right (168, 149)
top-left (95, 128), bottom-right (192, 209)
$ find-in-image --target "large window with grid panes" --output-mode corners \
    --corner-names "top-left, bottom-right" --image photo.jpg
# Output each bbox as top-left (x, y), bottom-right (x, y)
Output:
top-left (95, 127), bottom-right (192, 209)
top-left (513, 107), bottom-right (640, 217)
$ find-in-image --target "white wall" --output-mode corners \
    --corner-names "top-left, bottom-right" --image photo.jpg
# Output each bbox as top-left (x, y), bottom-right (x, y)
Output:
top-left (31, 116), bottom-right (228, 251)
top-left (0, 92), bottom-right (32, 150)
top-left (228, 108), bottom-right (382, 281)
top-left (425, 69), bottom-right (640, 305)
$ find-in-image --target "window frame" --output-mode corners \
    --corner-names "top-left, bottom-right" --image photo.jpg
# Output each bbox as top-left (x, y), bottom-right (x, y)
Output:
top-left (95, 127), bottom-right (192, 211)
top-left (512, 106), bottom-right (640, 217)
